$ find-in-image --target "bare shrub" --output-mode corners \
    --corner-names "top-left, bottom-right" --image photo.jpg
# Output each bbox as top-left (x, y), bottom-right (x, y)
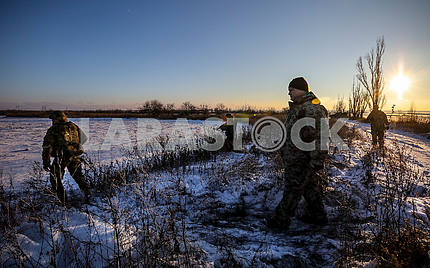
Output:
top-left (391, 104), bottom-right (430, 134)
top-left (337, 140), bottom-right (430, 267)
top-left (0, 146), bottom-right (215, 266)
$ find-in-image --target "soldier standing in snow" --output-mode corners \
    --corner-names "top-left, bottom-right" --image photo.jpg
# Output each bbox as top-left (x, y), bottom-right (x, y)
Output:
top-left (219, 113), bottom-right (234, 151)
top-left (267, 77), bottom-right (328, 229)
top-left (367, 104), bottom-right (389, 148)
top-left (42, 111), bottom-right (91, 203)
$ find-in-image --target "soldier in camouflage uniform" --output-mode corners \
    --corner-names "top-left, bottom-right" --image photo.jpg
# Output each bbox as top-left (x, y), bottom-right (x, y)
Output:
top-left (219, 113), bottom-right (234, 151)
top-left (367, 104), bottom-right (389, 148)
top-left (42, 111), bottom-right (90, 203)
top-left (268, 77), bottom-right (328, 229)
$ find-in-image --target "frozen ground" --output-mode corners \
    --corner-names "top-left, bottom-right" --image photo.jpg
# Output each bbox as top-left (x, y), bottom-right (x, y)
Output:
top-left (0, 118), bottom-right (429, 267)
top-left (0, 117), bottom-right (215, 185)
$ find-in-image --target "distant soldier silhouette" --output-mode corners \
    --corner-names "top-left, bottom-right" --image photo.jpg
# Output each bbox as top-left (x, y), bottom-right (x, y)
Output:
top-left (42, 111), bottom-right (90, 203)
top-left (367, 104), bottom-right (389, 148)
top-left (267, 77), bottom-right (328, 229)
top-left (219, 113), bottom-right (234, 151)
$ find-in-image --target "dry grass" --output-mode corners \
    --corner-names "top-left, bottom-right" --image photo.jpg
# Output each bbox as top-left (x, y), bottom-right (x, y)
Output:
top-left (336, 137), bottom-right (430, 267)
top-left (390, 115), bottom-right (430, 134)
top-left (0, 145), bottom-right (219, 267)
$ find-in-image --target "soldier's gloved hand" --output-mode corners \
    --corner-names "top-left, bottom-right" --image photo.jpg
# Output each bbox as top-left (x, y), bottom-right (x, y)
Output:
top-left (310, 160), bottom-right (324, 171)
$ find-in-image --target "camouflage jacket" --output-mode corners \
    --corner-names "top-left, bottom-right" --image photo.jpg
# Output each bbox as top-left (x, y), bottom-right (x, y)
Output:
top-left (280, 91), bottom-right (328, 168)
top-left (367, 109), bottom-right (389, 132)
top-left (42, 121), bottom-right (87, 165)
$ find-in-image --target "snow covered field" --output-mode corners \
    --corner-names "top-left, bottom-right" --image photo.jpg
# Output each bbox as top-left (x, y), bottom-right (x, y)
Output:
top-left (0, 117), bottom-right (429, 267)
top-left (0, 117), bottom-right (213, 185)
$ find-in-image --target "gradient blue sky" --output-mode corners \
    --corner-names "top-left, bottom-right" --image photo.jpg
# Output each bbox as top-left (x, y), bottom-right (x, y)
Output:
top-left (1, 0), bottom-right (429, 110)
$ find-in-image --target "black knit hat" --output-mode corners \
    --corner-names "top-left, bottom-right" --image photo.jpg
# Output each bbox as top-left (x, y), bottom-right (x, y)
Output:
top-left (288, 77), bottom-right (309, 92)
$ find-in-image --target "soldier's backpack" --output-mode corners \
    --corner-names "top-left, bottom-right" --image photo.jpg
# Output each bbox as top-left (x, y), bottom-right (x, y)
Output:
top-left (55, 122), bottom-right (84, 155)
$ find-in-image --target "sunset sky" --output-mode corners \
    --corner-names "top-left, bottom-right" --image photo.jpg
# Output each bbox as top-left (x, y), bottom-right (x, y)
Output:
top-left (1, 0), bottom-right (429, 111)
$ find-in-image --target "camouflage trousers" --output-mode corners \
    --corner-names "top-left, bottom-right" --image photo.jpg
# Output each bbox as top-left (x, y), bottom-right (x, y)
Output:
top-left (371, 128), bottom-right (385, 148)
top-left (49, 156), bottom-right (90, 202)
top-left (274, 165), bottom-right (327, 223)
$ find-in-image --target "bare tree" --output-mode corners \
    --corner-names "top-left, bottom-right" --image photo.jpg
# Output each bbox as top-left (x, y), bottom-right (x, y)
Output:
top-left (334, 96), bottom-right (347, 114)
top-left (356, 36), bottom-right (386, 110)
top-left (181, 101), bottom-right (195, 111)
top-left (165, 103), bottom-right (175, 109)
top-left (139, 101), bottom-right (151, 113)
top-left (139, 99), bottom-right (164, 115)
top-left (358, 96), bottom-right (369, 119)
top-left (150, 100), bottom-right (163, 112)
top-left (199, 104), bottom-right (210, 113)
top-left (215, 103), bottom-right (226, 113)
top-left (164, 103), bottom-right (175, 114)
top-left (349, 78), bottom-right (369, 118)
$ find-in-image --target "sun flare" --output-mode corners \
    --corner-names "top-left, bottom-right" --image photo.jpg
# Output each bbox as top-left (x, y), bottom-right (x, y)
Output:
top-left (390, 71), bottom-right (411, 100)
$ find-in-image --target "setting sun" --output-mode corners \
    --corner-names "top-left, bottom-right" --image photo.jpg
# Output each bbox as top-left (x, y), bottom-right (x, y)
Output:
top-left (390, 71), bottom-right (411, 100)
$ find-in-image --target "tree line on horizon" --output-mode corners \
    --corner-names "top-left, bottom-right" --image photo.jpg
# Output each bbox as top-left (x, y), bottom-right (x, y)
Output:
top-left (137, 100), bottom-right (280, 115)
